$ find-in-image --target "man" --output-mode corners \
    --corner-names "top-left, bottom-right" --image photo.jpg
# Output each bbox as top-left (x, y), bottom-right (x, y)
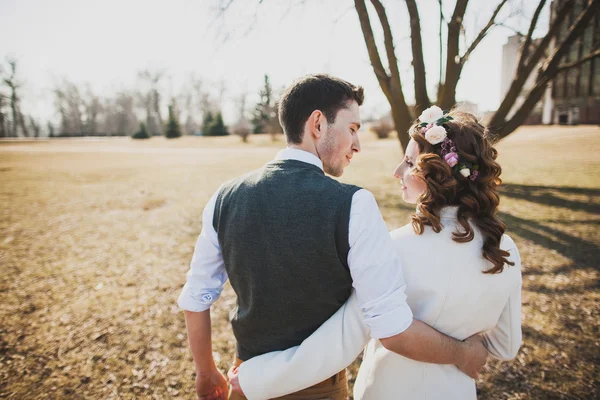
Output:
top-left (178, 74), bottom-right (488, 400)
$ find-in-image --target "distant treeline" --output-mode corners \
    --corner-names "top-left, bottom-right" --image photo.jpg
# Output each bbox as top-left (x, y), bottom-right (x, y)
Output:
top-left (0, 59), bottom-right (281, 140)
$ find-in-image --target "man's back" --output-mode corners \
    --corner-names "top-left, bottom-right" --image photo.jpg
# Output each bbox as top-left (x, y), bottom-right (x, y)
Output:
top-left (214, 158), bottom-right (360, 360)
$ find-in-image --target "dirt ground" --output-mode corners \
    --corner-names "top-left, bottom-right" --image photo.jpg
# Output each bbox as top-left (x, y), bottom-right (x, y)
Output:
top-left (0, 125), bottom-right (598, 399)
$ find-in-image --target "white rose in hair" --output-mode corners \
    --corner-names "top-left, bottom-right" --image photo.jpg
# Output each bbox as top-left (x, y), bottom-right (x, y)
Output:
top-left (425, 125), bottom-right (447, 145)
top-left (459, 168), bottom-right (471, 177)
top-left (419, 106), bottom-right (444, 123)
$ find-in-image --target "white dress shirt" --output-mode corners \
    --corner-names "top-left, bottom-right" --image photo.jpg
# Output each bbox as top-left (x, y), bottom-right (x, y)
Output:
top-left (235, 207), bottom-right (522, 400)
top-left (178, 148), bottom-right (414, 340)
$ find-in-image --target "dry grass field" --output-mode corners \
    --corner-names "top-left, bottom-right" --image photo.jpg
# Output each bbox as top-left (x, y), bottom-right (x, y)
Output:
top-left (0, 125), bottom-right (598, 399)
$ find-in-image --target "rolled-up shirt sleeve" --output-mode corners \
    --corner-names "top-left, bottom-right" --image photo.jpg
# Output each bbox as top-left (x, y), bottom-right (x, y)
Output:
top-left (348, 189), bottom-right (414, 338)
top-left (177, 188), bottom-right (228, 312)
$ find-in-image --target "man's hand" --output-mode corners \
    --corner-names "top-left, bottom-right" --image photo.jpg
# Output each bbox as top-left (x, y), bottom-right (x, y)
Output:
top-left (196, 368), bottom-right (228, 400)
top-left (227, 366), bottom-right (246, 397)
top-left (456, 334), bottom-right (489, 379)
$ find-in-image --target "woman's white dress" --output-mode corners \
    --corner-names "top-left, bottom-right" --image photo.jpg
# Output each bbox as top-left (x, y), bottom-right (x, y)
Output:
top-left (237, 207), bottom-right (522, 400)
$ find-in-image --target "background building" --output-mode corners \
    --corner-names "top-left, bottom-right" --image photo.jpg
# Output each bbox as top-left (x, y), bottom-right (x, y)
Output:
top-left (501, 35), bottom-right (549, 124)
top-left (551, 0), bottom-right (600, 125)
top-left (500, 0), bottom-right (599, 125)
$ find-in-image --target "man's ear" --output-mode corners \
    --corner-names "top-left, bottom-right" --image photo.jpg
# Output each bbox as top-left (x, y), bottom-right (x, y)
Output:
top-left (308, 110), bottom-right (325, 139)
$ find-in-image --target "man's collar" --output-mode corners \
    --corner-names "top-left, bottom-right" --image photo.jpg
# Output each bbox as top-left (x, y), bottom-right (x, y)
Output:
top-left (275, 148), bottom-right (324, 171)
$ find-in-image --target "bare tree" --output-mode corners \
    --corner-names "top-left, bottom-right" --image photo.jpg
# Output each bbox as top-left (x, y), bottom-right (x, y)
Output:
top-left (104, 91), bottom-right (138, 136)
top-left (176, 74), bottom-right (208, 135)
top-left (355, 0), bottom-right (413, 149)
top-left (232, 92), bottom-right (251, 142)
top-left (29, 116), bottom-right (40, 138)
top-left (54, 80), bottom-right (85, 136)
top-left (47, 121), bottom-right (55, 138)
top-left (3, 58), bottom-right (29, 137)
top-left (83, 85), bottom-right (102, 135)
top-left (137, 69), bottom-right (166, 136)
top-left (0, 64), bottom-right (6, 138)
top-left (355, 0), bottom-right (599, 148)
top-left (0, 92), bottom-right (7, 138)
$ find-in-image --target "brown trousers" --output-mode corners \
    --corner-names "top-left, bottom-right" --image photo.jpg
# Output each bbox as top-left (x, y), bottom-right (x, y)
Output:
top-left (228, 357), bottom-right (348, 400)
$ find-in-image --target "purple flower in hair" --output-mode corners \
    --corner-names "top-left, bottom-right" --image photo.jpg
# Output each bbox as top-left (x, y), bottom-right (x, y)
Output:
top-left (470, 170), bottom-right (479, 181)
top-left (444, 152), bottom-right (459, 167)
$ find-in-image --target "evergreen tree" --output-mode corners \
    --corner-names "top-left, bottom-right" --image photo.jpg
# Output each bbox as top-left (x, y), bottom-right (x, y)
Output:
top-left (201, 111), bottom-right (214, 136)
top-left (205, 112), bottom-right (228, 136)
top-left (251, 74), bottom-right (278, 134)
top-left (164, 103), bottom-right (181, 139)
top-left (132, 122), bottom-right (150, 139)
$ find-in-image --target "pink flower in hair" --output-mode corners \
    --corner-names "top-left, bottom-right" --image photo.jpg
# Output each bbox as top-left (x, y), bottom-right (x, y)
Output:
top-left (444, 152), bottom-right (459, 167)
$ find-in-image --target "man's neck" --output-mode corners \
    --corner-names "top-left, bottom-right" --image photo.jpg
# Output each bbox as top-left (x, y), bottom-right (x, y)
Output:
top-left (287, 143), bottom-right (319, 159)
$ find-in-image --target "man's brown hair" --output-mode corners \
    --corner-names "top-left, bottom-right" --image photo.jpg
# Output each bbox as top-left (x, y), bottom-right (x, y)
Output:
top-left (278, 74), bottom-right (364, 144)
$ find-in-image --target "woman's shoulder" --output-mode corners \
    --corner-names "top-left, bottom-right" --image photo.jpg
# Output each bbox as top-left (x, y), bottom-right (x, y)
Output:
top-left (500, 233), bottom-right (522, 269)
top-left (390, 223), bottom-right (417, 241)
top-left (500, 233), bottom-right (517, 250)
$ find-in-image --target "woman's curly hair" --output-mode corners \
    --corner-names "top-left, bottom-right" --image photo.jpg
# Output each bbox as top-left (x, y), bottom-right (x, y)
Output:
top-left (409, 111), bottom-right (513, 274)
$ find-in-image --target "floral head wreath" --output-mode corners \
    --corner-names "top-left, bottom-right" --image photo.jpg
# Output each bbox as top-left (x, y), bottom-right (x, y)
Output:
top-left (413, 106), bottom-right (479, 181)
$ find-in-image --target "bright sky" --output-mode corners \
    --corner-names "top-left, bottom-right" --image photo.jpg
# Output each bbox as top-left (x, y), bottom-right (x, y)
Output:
top-left (0, 0), bottom-right (549, 124)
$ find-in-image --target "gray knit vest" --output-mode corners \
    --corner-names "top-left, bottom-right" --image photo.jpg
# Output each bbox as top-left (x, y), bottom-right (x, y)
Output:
top-left (213, 159), bottom-right (361, 360)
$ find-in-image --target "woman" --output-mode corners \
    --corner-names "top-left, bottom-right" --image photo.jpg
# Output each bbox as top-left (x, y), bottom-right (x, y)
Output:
top-left (229, 108), bottom-right (522, 400)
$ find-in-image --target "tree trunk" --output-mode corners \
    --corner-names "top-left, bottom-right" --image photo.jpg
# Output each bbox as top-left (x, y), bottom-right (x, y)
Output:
top-left (11, 91), bottom-right (17, 137)
top-left (438, 0), bottom-right (469, 110)
top-left (437, 0), bottom-right (443, 100)
top-left (18, 110), bottom-right (29, 137)
top-left (391, 102), bottom-right (411, 150)
top-left (405, 0), bottom-right (430, 114)
top-left (0, 109), bottom-right (6, 138)
top-left (355, 0), bottom-right (412, 150)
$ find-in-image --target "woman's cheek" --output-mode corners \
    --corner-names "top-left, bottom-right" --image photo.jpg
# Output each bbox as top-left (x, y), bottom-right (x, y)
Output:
top-left (408, 174), bottom-right (426, 201)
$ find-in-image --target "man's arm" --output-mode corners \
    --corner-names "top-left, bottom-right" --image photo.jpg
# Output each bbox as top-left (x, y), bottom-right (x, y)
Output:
top-left (348, 190), bottom-right (487, 377)
top-left (184, 310), bottom-right (228, 399)
top-left (178, 187), bottom-right (229, 399)
top-left (232, 291), bottom-right (370, 399)
top-left (380, 320), bottom-right (487, 378)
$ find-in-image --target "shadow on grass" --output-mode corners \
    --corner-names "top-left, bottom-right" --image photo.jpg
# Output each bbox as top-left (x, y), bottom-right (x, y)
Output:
top-left (499, 211), bottom-right (599, 294)
top-left (499, 212), bottom-right (599, 272)
top-left (500, 184), bottom-right (600, 214)
top-left (497, 183), bottom-right (599, 295)
top-left (478, 324), bottom-right (599, 400)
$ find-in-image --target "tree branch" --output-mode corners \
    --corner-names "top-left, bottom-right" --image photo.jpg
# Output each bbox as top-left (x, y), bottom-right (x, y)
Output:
top-left (557, 48), bottom-right (600, 73)
top-left (495, 22), bottom-right (526, 36)
top-left (522, 0), bottom-right (574, 73)
top-left (354, 0), bottom-right (392, 99)
top-left (490, 0), bottom-right (576, 128)
top-left (460, 0), bottom-right (508, 64)
top-left (370, 0), bottom-right (401, 85)
top-left (437, 0), bottom-right (469, 108)
top-left (404, 0), bottom-right (430, 111)
top-left (517, 0), bottom-right (547, 72)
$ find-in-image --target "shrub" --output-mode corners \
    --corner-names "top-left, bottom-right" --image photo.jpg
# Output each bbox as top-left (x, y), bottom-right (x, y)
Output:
top-left (132, 122), bottom-right (150, 139)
